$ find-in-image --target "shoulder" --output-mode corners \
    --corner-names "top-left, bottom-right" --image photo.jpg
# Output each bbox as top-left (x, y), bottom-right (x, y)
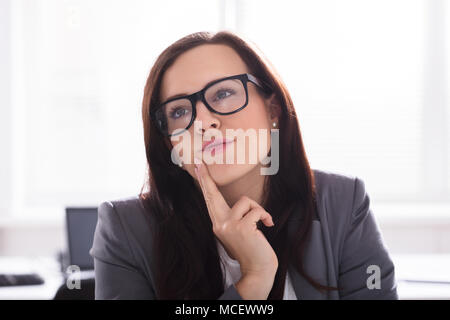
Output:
top-left (312, 168), bottom-right (367, 213)
top-left (311, 168), bottom-right (371, 246)
top-left (96, 195), bottom-right (152, 242)
top-left (99, 195), bottom-right (146, 216)
top-left (91, 195), bottom-right (154, 272)
top-left (312, 168), bottom-right (359, 200)
top-left (91, 196), bottom-right (158, 298)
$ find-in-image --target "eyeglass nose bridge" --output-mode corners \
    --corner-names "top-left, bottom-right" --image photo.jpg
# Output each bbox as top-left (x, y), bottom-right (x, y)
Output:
top-left (190, 90), bottom-right (215, 114)
top-left (187, 89), bottom-right (222, 133)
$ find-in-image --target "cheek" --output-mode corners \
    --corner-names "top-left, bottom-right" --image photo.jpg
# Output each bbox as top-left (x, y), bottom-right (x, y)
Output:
top-left (169, 131), bottom-right (196, 165)
top-left (170, 141), bottom-right (197, 180)
top-left (235, 102), bottom-right (269, 130)
top-left (234, 102), bottom-right (272, 154)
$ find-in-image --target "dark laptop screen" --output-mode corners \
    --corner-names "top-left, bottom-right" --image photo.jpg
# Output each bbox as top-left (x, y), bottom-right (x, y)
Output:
top-left (66, 207), bottom-right (98, 270)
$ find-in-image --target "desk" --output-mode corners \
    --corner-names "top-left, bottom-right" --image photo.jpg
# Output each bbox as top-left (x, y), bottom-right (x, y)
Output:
top-left (0, 254), bottom-right (449, 299)
top-left (391, 254), bottom-right (450, 300)
top-left (0, 256), bottom-right (64, 299)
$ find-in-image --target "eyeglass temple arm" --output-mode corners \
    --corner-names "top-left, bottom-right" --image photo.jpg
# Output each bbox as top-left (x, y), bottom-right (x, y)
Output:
top-left (247, 73), bottom-right (273, 94)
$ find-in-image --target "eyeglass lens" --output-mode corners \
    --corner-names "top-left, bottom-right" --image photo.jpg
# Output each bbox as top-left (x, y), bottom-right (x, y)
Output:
top-left (155, 78), bottom-right (246, 136)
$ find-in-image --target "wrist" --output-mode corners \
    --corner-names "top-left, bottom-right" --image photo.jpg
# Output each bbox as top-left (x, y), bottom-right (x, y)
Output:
top-left (235, 271), bottom-right (276, 300)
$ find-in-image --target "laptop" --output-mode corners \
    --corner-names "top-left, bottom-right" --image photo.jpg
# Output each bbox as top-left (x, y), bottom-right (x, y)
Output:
top-left (0, 207), bottom-right (98, 289)
top-left (65, 207), bottom-right (98, 272)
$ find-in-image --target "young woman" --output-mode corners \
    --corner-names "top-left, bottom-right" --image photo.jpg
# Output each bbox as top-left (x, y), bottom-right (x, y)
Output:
top-left (90, 31), bottom-right (398, 300)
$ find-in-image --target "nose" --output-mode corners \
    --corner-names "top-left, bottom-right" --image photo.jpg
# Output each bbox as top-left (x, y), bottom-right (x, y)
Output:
top-left (194, 100), bottom-right (220, 135)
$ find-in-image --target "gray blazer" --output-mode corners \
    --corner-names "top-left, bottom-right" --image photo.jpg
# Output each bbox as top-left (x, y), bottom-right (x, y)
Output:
top-left (89, 169), bottom-right (398, 299)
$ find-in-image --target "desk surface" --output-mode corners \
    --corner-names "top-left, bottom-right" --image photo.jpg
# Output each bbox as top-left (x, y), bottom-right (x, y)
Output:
top-left (0, 256), bottom-right (63, 299)
top-left (391, 254), bottom-right (450, 300)
top-left (0, 254), bottom-right (449, 300)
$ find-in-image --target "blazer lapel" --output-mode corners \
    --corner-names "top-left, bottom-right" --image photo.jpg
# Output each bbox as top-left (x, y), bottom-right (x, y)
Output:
top-left (287, 214), bottom-right (330, 299)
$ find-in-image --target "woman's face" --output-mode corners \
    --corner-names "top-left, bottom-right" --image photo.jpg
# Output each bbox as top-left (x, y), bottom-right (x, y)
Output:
top-left (160, 44), bottom-right (278, 186)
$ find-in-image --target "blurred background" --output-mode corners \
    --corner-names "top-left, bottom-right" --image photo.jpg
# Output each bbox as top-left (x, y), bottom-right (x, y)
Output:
top-left (0, 0), bottom-right (449, 299)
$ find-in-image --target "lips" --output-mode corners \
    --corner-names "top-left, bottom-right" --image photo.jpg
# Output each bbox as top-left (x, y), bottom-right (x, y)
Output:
top-left (202, 138), bottom-right (235, 152)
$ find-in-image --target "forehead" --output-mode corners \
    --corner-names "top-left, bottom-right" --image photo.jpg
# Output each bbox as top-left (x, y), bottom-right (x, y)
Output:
top-left (160, 44), bottom-right (250, 102)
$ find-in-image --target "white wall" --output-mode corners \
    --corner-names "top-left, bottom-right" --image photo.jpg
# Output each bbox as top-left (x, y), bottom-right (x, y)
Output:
top-left (0, 0), bottom-right (12, 218)
top-left (1, 0), bottom-right (449, 258)
top-left (0, 223), bottom-right (65, 257)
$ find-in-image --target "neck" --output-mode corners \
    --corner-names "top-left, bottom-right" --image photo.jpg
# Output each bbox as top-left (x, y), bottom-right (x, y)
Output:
top-left (218, 164), bottom-right (267, 208)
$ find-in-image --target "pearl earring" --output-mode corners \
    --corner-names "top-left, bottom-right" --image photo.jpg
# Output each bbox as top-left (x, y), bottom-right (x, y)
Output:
top-left (174, 156), bottom-right (183, 167)
top-left (272, 122), bottom-right (277, 128)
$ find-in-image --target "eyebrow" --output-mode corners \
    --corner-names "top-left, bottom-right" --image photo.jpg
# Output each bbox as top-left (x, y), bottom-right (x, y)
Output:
top-left (162, 75), bottom-right (230, 104)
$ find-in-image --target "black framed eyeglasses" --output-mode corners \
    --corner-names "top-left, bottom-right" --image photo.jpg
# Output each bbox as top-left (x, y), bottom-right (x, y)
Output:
top-left (150, 73), bottom-right (272, 136)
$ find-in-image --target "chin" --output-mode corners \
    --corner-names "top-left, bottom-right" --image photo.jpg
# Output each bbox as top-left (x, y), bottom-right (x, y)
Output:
top-left (207, 162), bottom-right (258, 186)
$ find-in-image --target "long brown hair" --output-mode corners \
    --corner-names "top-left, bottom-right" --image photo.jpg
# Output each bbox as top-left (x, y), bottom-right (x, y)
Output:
top-left (140, 30), bottom-right (337, 299)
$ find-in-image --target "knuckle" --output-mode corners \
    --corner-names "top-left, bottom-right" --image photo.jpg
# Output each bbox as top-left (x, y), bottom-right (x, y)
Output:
top-left (239, 195), bottom-right (250, 203)
top-left (213, 221), bottom-right (231, 235)
top-left (251, 207), bottom-right (264, 216)
top-left (259, 207), bottom-right (270, 217)
top-left (212, 224), bottom-right (220, 235)
top-left (218, 222), bottom-right (228, 233)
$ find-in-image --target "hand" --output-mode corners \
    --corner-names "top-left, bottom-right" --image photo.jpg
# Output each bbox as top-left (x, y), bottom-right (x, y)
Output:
top-left (194, 158), bottom-right (279, 279)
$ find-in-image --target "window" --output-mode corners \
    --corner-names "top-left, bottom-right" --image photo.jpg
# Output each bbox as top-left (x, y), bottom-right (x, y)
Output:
top-left (8, 0), bottom-right (220, 218)
top-left (238, 0), bottom-right (449, 202)
top-left (3, 0), bottom-right (449, 220)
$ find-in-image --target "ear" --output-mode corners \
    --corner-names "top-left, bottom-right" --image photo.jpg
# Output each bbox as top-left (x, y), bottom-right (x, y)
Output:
top-left (265, 93), bottom-right (282, 123)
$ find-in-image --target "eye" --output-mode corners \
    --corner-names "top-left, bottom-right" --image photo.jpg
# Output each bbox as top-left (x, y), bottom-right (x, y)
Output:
top-left (213, 89), bottom-right (235, 101)
top-left (169, 107), bottom-right (189, 120)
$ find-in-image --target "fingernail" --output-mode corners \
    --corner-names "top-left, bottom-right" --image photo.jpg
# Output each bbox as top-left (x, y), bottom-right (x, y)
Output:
top-left (194, 157), bottom-right (202, 170)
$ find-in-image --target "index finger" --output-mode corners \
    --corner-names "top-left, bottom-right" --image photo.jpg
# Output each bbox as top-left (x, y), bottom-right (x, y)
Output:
top-left (194, 157), bottom-right (230, 224)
